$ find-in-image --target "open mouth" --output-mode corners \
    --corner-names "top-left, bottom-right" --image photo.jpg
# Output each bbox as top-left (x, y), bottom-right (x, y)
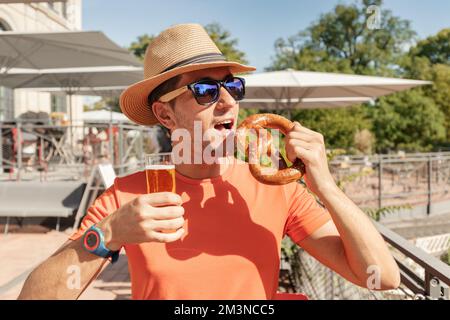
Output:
top-left (213, 119), bottom-right (234, 131)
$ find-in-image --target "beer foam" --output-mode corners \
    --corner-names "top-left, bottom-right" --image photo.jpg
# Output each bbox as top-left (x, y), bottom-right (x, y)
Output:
top-left (145, 165), bottom-right (175, 170)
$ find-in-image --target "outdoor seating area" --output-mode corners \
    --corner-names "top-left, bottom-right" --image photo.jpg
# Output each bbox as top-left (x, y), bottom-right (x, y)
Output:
top-left (1, 121), bottom-right (164, 181)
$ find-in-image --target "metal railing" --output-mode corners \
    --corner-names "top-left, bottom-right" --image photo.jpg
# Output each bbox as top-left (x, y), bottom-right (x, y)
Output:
top-left (329, 153), bottom-right (450, 215)
top-left (376, 222), bottom-right (450, 299)
top-left (0, 122), bottom-right (161, 181)
top-left (279, 222), bottom-right (450, 300)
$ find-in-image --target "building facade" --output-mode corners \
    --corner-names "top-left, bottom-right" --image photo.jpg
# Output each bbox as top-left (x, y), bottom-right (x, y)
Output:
top-left (0, 0), bottom-right (83, 122)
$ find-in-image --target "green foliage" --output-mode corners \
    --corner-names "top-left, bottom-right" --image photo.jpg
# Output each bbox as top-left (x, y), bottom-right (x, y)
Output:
top-left (370, 90), bottom-right (446, 152)
top-left (204, 23), bottom-right (249, 65)
top-left (336, 166), bottom-right (374, 190)
top-left (404, 40), bottom-right (450, 141)
top-left (410, 28), bottom-right (450, 65)
top-left (83, 100), bottom-right (104, 112)
top-left (268, 0), bottom-right (415, 76)
top-left (128, 23), bottom-right (248, 65)
top-left (265, 1), bottom-right (450, 153)
top-left (129, 34), bottom-right (154, 61)
top-left (441, 249), bottom-right (450, 266)
top-left (291, 106), bottom-right (372, 150)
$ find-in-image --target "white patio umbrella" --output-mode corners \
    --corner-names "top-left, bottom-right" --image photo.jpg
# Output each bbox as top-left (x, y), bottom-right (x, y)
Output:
top-left (241, 97), bottom-right (374, 110)
top-left (241, 69), bottom-right (431, 111)
top-left (7, 66), bottom-right (143, 144)
top-left (0, 30), bottom-right (141, 73)
top-left (1, 66), bottom-right (143, 89)
top-left (82, 110), bottom-right (130, 123)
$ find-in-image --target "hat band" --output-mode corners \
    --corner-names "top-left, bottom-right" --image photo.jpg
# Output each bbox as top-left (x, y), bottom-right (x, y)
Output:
top-left (161, 53), bottom-right (226, 73)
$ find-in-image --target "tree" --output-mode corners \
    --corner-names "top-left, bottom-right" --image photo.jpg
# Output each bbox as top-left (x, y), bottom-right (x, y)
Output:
top-left (404, 29), bottom-right (450, 142)
top-left (268, 0), bottom-right (416, 76)
top-left (410, 28), bottom-right (450, 65)
top-left (267, 0), bottom-right (417, 151)
top-left (129, 34), bottom-right (154, 61)
top-left (266, 1), bottom-right (450, 152)
top-left (370, 90), bottom-right (446, 152)
top-left (291, 106), bottom-right (371, 150)
top-left (204, 23), bottom-right (249, 65)
top-left (128, 23), bottom-right (249, 64)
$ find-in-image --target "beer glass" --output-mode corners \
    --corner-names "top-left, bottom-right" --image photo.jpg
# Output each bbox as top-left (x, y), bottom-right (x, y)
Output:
top-left (145, 153), bottom-right (178, 234)
top-left (144, 153), bottom-right (176, 194)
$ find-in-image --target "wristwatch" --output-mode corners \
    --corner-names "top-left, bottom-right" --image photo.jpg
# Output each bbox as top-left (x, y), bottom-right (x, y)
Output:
top-left (82, 225), bottom-right (120, 264)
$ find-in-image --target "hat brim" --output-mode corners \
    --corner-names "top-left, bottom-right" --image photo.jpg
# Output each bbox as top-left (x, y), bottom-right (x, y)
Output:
top-left (120, 61), bottom-right (256, 126)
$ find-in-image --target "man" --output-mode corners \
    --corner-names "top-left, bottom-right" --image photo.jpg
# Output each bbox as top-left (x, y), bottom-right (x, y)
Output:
top-left (19, 24), bottom-right (400, 300)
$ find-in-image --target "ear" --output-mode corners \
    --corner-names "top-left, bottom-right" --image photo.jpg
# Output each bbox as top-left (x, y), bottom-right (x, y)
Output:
top-left (152, 101), bottom-right (176, 131)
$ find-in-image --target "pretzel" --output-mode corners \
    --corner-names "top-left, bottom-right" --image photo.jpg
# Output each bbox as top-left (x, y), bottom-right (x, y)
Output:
top-left (237, 113), bottom-right (306, 185)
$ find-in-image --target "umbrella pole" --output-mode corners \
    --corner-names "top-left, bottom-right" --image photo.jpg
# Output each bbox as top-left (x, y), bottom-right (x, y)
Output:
top-left (68, 93), bottom-right (73, 154)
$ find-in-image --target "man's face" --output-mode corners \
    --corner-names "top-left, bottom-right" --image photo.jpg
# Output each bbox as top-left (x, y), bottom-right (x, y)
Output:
top-left (171, 66), bottom-right (239, 136)
top-left (168, 67), bottom-right (239, 158)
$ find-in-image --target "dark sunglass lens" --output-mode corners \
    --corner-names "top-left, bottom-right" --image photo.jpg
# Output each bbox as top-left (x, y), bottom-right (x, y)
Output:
top-left (192, 82), bottom-right (219, 105)
top-left (224, 78), bottom-right (245, 101)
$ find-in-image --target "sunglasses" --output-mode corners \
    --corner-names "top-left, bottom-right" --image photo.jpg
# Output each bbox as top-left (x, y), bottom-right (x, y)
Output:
top-left (159, 76), bottom-right (245, 106)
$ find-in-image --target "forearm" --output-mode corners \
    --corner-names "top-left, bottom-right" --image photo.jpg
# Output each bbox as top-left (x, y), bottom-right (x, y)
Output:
top-left (317, 184), bottom-right (400, 288)
top-left (18, 237), bottom-right (108, 300)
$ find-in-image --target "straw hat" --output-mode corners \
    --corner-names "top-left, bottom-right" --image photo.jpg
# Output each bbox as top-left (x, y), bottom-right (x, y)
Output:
top-left (120, 23), bottom-right (256, 126)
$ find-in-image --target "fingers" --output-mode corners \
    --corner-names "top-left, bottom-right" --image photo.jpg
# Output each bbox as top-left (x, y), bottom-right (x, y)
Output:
top-left (150, 228), bottom-right (185, 243)
top-left (290, 122), bottom-right (324, 143)
top-left (147, 205), bottom-right (185, 220)
top-left (286, 131), bottom-right (314, 142)
top-left (287, 139), bottom-right (314, 150)
top-left (149, 217), bottom-right (185, 232)
top-left (139, 192), bottom-right (182, 207)
top-left (293, 145), bottom-right (313, 163)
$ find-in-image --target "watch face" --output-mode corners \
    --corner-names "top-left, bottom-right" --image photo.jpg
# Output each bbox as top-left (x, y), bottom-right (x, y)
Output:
top-left (84, 230), bottom-right (99, 251)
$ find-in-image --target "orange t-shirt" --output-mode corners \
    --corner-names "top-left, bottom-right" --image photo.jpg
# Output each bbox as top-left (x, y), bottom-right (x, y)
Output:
top-left (70, 161), bottom-right (331, 300)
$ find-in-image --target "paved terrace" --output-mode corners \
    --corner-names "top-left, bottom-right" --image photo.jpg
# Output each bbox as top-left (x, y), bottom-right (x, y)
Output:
top-left (0, 230), bottom-right (131, 300)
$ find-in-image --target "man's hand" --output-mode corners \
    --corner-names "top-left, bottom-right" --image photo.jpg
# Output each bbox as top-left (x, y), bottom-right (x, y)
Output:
top-left (97, 192), bottom-right (185, 251)
top-left (285, 122), bottom-right (336, 196)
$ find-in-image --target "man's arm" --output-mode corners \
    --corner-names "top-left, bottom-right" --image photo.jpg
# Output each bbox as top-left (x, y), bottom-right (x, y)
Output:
top-left (18, 192), bottom-right (185, 299)
top-left (285, 122), bottom-right (400, 290)
top-left (297, 187), bottom-right (400, 290)
top-left (18, 238), bottom-right (108, 300)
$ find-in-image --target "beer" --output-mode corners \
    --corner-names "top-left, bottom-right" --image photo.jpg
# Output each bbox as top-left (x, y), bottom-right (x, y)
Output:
top-left (145, 164), bottom-right (176, 193)
top-left (144, 153), bottom-right (178, 234)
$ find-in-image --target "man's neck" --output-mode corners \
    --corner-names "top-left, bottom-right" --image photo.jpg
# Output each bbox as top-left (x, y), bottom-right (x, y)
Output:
top-left (175, 156), bottom-right (232, 180)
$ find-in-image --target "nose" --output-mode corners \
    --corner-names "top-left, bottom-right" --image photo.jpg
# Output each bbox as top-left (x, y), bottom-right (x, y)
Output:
top-left (215, 86), bottom-right (237, 110)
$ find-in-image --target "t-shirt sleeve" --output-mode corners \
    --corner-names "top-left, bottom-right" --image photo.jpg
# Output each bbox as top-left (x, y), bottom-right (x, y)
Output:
top-left (283, 182), bottom-right (332, 243)
top-left (68, 182), bottom-right (120, 241)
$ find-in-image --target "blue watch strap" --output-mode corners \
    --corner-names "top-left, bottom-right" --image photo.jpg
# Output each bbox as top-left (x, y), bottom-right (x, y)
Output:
top-left (83, 225), bottom-right (120, 264)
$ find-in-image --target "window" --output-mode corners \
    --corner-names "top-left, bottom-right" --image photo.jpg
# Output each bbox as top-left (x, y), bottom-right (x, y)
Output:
top-left (0, 18), bottom-right (13, 121)
top-left (51, 94), bottom-right (67, 114)
top-left (0, 87), bottom-right (14, 121)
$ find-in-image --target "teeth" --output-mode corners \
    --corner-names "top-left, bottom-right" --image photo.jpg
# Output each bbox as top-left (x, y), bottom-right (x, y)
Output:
top-left (216, 120), bottom-right (232, 125)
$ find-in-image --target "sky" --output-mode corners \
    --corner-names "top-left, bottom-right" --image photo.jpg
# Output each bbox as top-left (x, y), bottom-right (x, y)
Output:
top-left (83, 0), bottom-right (450, 71)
